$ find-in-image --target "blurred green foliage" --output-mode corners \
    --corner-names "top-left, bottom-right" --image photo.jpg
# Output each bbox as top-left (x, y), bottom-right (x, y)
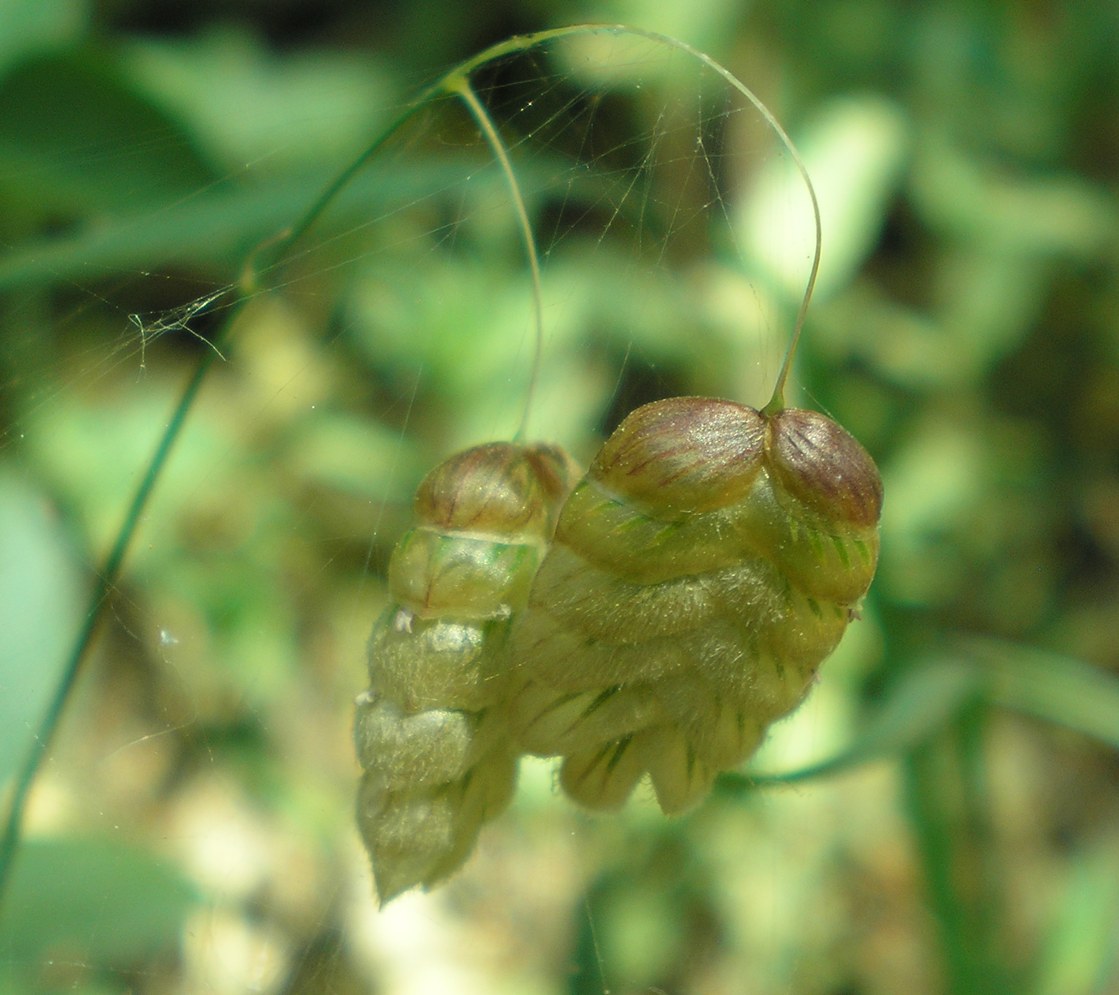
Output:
top-left (1, 1), bottom-right (1118, 993)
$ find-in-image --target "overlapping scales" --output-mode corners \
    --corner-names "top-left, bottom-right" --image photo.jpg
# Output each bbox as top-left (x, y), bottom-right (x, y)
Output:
top-left (508, 397), bottom-right (882, 815)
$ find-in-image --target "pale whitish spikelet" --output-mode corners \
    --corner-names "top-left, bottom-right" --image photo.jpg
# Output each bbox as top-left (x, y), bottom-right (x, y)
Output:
top-left (355, 442), bottom-right (575, 903)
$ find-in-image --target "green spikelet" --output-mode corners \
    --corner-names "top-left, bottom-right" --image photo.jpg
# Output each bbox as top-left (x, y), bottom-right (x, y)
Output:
top-left (508, 397), bottom-right (883, 814)
top-left (355, 442), bottom-right (576, 902)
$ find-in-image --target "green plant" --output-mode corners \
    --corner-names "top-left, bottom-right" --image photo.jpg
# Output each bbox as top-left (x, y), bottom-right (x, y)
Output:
top-left (1, 11), bottom-right (1117, 994)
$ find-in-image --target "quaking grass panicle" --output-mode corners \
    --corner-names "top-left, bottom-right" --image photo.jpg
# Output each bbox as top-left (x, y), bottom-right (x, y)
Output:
top-left (353, 25), bottom-right (883, 902)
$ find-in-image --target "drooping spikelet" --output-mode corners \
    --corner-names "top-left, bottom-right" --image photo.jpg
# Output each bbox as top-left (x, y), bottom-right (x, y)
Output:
top-left (355, 442), bottom-right (576, 902)
top-left (508, 397), bottom-right (882, 814)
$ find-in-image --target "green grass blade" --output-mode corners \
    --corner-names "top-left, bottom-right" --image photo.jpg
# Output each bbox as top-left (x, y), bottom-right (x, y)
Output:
top-left (1030, 839), bottom-right (1119, 995)
top-left (902, 707), bottom-right (1009, 994)
top-left (719, 639), bottom-right (1117, 795)
top-left (718, 659), bottom-right (982, 792)
top-left (967, 640), bottom-right (1119, 751)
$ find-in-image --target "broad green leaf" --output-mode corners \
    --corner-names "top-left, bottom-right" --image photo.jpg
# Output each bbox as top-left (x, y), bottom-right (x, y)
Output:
top-left (0, 836), bottom-right (198, 966)
top-left (121, 28), bottom-right (398, 173)
top-left (0, 51), bottom-right (214, 217)
top-left (0, 469), bottom-right (85, 785)
top-left (738, 94), bottom-right (909, 302)
top-left (0, 160), bottom-right (524, 290)
top-left (0, 0), bottom-right (88, 79)
top-left (911, 138), bottom-right (1116, 259)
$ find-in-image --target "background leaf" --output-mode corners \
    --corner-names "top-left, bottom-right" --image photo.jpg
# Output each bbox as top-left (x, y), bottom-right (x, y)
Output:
top-left (0, 836), bottom-right (197, 966)
top-left (0, 472), bottom-right (85, 785)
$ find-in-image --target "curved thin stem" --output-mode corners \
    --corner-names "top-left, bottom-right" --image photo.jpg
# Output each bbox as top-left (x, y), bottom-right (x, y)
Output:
top-left (0, 352), bottom-right (216, 899)
top-left (431, 25), bottom-right (824, 415)
top-left (446, 74), bottom-right (545, 441)
top-left (607, 31), bottom-right (822, 413)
